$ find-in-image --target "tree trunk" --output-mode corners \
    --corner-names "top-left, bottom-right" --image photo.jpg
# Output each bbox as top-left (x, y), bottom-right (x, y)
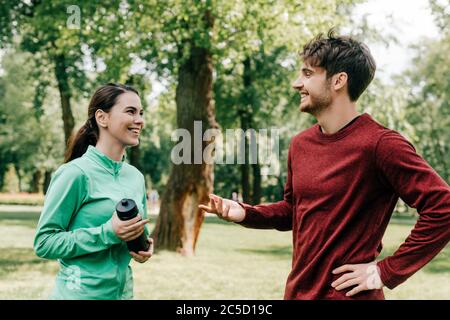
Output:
top-left (240, 57), bottom-right (253, 203)
top-left (276, 173), bottom-right (285, 202)
top-left (43, 170), bottom-right (52, 195)
top-left (152, 45), bottom-right (217, 256)
top-left (128, 146), bottom-right (142, 171)
top-left (13, 164), bottom-right (22, 192)
top-left (0, 154), bottom-right (8, 191)
top-left (252, 162), bottom-right (262, 204)
top-left (31, 169), bottom-right (42, 193)
top-left (54, 53), bottom-right (75, 148)
top-left (240, 112), bottom-right (251, 203)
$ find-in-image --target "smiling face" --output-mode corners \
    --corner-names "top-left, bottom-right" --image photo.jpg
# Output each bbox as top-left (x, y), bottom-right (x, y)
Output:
top-left (292, 63), bottom-right (332, 116)
top-left (96, 91), bottom-right (145, 147)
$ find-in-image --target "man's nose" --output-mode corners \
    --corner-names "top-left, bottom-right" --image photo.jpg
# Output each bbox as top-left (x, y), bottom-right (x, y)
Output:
top-left (292, 77), bottom-right (303, 90)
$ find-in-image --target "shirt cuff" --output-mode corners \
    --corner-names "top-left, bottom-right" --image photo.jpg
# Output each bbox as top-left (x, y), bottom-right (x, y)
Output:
top-left (103, 218), bottom-right (122, 245)
top-left (235, 202), bottom-right (257, 227)
top-left (377, 259), bottom-right (399, 289)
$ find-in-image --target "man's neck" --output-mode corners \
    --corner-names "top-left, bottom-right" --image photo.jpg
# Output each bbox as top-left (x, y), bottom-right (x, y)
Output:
top-left (315, 99), bottom-right (360, 134)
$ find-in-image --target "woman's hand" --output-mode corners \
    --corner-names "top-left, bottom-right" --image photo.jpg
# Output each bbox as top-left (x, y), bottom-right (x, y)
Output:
top-left (331, 261), bottom-right (384, 297)
top-left (130, 238), bottom-right (154, 263)
top-left (111, 212), bottom-right (149, 242)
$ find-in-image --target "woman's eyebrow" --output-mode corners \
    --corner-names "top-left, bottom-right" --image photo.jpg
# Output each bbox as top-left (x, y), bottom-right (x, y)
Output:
top-left (124, 106), bottom-right (144, 112)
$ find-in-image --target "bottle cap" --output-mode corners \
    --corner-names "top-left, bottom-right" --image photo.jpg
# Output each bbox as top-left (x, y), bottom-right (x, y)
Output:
top-left (116, 198), bottom-right (139, 220)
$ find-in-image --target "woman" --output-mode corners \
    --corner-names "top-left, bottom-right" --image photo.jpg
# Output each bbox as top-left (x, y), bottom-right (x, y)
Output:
top-left (34, 83), bottom-right (153, 299)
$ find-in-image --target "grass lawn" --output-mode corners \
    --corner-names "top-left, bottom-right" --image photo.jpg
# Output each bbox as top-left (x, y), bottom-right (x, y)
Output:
top-left (0, 209), bottom-right (448, 299)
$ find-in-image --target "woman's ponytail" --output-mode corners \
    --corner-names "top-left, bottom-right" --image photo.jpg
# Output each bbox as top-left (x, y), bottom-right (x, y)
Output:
top-left (64, 118), bottom-right (98, 163)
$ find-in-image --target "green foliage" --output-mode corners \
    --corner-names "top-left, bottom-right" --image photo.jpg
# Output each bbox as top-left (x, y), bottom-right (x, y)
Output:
top-left (0, 51), bottom-right (41, 189)
top-left (356, 27), bottom-right (450, 214)
top-left (429, 0), bottom-right (449, 32)
top-left (10, 0), bottom-right (97, 98)
top-left (404, 33), bottom-right (450, 182)
top-left (1, 165), bottom-right (20, 193)
top-left (0, 49), bottom-right (65, 191)
top-left (139, 89), bottom-right (177, 194)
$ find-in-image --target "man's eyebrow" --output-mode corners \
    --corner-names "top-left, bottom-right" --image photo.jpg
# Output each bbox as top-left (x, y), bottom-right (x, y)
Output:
top-left (301, 67), bottom-right (315, 73)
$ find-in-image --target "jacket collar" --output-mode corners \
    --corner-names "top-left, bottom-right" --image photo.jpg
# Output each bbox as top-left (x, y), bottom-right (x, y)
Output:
top-left (85, 145), bottom-right (126, 176)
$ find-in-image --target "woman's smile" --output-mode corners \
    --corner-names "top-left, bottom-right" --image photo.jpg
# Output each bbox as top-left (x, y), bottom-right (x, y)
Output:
top-left (128, 127), bottom-right (141, 135)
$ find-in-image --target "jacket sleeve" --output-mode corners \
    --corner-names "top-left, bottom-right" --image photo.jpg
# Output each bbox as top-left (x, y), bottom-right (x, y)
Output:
top-left (34, 164), bottom-right (122, 260)
top-left (375, 131), bottom-right (450, 289)
top-left (237, 143), bottom-right (294, 231)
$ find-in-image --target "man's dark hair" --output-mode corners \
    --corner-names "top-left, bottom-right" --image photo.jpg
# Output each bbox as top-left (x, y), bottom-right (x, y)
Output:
top-left (300, 29), bottom-right (376, 101)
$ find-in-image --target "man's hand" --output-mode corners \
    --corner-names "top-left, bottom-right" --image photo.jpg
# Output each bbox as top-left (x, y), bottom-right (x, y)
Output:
top-left (198, 194), bottom-right (246, 223)
top-left (331, 261), bottom-right (384, 297)
top-left (130, 238), bottom-right (154, 263)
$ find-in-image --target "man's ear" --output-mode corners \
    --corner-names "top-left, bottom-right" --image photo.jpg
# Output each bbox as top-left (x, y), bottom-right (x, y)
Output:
top-left (332, 72), bottom-right (348, 91)
top-left (95, 109), bottom-right (108, 128)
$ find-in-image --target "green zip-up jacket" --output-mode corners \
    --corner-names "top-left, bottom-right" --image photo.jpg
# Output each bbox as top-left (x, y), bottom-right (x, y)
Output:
top-left (34, 145), bottom-right (149, 300)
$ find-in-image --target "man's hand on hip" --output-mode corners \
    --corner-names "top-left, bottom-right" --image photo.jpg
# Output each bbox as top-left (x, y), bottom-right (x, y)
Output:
top-left (331, 261), bottom-right (384, 297)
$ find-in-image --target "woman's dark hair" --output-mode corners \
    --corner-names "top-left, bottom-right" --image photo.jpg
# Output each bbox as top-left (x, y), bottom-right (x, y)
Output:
top-left (64, 83), bottom-right (139, 163)
top-left (300, 29), bottom-right (376, 101)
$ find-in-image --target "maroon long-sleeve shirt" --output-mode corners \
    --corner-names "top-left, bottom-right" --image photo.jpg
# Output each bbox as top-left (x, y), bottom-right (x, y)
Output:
top-left (239, 113), bottom-right (450, 299)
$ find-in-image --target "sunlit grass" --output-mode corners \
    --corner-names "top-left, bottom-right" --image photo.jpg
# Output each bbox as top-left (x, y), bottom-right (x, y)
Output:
top-left (0, 211), bottom-right (448, 299)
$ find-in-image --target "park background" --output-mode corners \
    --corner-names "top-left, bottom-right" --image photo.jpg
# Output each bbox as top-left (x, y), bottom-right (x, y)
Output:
top-left (0, 0), bottom-right (449, 299)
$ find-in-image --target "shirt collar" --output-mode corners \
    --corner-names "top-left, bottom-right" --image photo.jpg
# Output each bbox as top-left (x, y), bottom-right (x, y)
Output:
top-left (85, 145), bottom-right (126, 176)
top-left (315, 113), bottom-right (370, 141)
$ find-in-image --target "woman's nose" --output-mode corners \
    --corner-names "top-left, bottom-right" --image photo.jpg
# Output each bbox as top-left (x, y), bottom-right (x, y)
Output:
top-left (135, 114), bottom-right (145, 126)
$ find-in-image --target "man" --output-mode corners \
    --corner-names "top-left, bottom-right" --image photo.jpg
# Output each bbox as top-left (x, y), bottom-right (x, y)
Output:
top-left (199, 30), bottom-right (450, 299)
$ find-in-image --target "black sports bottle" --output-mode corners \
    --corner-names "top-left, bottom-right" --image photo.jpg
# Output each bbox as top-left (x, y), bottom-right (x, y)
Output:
top-left (115, 198), bottom-right (150, 253)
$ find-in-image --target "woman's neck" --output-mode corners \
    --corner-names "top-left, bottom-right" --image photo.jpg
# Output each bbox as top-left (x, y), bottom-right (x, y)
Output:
top-left (95, 139), bottom-right (126, 162)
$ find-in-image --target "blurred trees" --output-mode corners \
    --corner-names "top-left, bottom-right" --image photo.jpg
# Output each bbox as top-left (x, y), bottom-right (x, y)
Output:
top-left (0, 51), bottom-right (40, 192)
top-left (0, 0), bottom-right (100, 145)
top-left (403, 1), bottom-right (449, 182)
top-left (0, 50), bottom-right (64, 193)
top-left (0, 0), bottom-right (134, 191)
top-left (354, 1), bottom-right (450, 214)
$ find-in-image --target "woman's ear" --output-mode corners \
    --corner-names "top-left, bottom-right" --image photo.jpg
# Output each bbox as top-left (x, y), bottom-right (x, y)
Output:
top-left (95, 109), bottom-right (108, 128)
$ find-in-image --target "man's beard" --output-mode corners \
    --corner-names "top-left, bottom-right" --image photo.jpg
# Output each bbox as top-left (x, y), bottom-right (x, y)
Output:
top-left (300, 86), bottom-right (332, 117)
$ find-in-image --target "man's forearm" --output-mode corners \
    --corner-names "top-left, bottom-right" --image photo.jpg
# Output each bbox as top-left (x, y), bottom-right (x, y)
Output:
top-left (237, 200), bottom-right (293, 231)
